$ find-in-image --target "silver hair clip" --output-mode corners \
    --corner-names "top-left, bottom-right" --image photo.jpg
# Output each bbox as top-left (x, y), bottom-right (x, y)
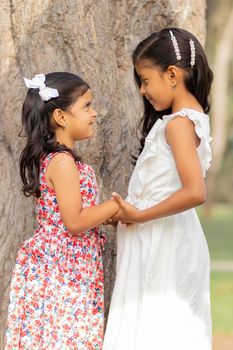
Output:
top-left (189, 39), bottom-right (195, 68)
top-left (170, 30), bottom-right (181, 61)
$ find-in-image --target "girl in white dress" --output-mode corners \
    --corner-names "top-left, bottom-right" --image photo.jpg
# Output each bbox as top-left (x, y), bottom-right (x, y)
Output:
top-left (103, 28), bottom-right (213, 350)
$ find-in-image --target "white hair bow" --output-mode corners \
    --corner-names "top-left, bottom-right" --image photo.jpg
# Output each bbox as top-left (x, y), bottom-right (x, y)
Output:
top-left (23, 74), bottom-right (59, 101)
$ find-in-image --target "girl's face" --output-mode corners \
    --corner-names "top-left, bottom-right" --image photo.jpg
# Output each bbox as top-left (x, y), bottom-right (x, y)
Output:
top-left (135, 59), bottom-right (174, 111)
top-left (66, 89), bottom-right (97, 141)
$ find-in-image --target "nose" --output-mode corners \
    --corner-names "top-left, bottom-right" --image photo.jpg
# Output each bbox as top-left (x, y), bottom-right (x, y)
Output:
top-left (139, 83), bottom-right (146, 95)
top-left (91, 107), bottom-right (97, 118)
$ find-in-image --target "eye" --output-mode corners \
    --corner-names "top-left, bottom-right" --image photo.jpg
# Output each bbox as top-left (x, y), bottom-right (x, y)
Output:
top-left (84, 102), bottom-right (91, 109)
top-left (141, 78), bottom-right (149, 86)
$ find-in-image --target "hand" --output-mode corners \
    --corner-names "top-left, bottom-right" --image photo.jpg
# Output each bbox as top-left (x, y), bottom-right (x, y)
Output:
top-left (102, 218), bottom-right (118, 227)
top-left (111, 192), bottom-right (139, 224)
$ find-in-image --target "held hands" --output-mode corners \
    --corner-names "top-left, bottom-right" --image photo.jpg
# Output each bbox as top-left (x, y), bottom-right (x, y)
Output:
top-left (110, 192), bottom-right (139, 225)
top-left (102, 218), bottom-right (118, 227)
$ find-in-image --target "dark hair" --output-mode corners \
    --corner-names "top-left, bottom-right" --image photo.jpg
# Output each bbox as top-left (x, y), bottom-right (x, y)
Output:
top-left (20, 72), bottom-right (90, 198)
top-left (132, 27), bottom-right (214, 156)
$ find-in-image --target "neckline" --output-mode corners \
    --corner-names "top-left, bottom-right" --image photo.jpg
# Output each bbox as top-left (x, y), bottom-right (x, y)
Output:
top-left (146, 107), bottom-right (209, 141)
top-left (164, 107), bottom-right (208, 118)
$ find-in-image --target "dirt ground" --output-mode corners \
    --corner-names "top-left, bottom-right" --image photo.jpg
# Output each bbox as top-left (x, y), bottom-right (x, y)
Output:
top-left (213, 334), bottom-right (233, 350)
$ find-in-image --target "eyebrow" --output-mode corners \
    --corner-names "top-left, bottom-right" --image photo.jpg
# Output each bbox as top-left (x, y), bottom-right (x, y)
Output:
top-left (140, 75), bottom-right (148, 80)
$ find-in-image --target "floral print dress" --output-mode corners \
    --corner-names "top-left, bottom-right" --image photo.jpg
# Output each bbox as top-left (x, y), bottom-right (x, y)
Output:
top-left (5, 152), bottom-right (105, 350)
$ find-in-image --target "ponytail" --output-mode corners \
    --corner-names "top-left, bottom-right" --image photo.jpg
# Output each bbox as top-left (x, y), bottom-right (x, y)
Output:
top-left (184, 49), bottom-right (213, 114)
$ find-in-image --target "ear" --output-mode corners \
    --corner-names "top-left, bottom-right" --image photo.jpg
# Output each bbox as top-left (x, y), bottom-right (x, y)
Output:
top-left (52, 109), bottom-right (67, 129)
top-left (167, 65), bottom-right (178, 81)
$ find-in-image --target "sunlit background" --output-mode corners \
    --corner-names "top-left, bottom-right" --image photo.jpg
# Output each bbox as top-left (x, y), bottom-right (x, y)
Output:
top-left (199, 1), bottom-right (233, 349)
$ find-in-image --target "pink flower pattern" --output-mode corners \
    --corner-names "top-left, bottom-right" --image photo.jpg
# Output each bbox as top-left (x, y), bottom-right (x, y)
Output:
top-left (5, 152), bottom-right (104, 349)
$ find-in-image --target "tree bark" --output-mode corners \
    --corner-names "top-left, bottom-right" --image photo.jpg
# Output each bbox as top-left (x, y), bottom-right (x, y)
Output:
top-left (0, 0), bottom-right (206, 345)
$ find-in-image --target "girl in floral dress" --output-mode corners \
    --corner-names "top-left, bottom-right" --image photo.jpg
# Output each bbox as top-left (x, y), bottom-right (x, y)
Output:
top-left (5, 72), bottom-right (119, 350)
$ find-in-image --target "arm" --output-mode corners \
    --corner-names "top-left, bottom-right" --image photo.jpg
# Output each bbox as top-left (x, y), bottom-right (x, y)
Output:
top-left (112, 116), bottom-right (206, 224)
top-left (46, 153), bottom-right (119, 235)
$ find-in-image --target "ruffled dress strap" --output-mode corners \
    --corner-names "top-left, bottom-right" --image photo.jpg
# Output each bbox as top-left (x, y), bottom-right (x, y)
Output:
top-left (163, 108), bottom-right (212, 177)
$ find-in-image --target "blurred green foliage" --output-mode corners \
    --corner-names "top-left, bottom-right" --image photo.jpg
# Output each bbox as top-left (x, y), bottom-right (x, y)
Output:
top-left (198, 205), bottom-right (233, 260)
top-left (211, 272), bottom-right (233, 334)
top-left (198, 204), bottom-right (233, 335)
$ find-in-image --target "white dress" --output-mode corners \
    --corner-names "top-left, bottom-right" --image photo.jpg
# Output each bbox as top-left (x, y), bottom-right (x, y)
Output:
top-left (103, 108), bottom-right (212, 350)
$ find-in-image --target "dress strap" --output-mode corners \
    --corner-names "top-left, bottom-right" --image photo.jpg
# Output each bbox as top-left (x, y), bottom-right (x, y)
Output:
top-left (40, 152), bottom-right (58, 176)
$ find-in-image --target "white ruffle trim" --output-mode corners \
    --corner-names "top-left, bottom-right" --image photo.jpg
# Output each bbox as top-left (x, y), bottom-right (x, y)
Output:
top-left (138, 108), bottom-right (212, 178)
top-left (163, 108), bottom-right (212, 177)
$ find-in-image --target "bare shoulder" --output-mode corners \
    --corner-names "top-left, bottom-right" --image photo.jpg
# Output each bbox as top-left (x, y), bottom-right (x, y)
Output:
top-left (165, 115), bottom-right (198, 146)
top-left (166, 115), bottom-right (195, 132)
top-left (49, 152), bottom-right (76, 169)
top-left (46, 152), bottom-right (79, 186)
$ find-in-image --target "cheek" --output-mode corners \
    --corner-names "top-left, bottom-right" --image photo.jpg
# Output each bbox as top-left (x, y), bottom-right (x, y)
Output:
top-left (73, 117), bottom-right (93, 139)
top-left (146, 81), bottom-right (159, 94)
top-left (146, 85), bottom-right (158, 98)
top-left (69, 119), bottom-right (82, 136)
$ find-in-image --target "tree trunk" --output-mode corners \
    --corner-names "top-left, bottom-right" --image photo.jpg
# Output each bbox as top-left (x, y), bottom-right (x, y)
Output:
top-left (0, 0), bottom-right (206, 345)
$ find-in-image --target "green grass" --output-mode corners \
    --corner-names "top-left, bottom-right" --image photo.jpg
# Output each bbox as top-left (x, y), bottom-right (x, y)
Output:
top-left (198, 205), bottom-right (233, 261)
top-left (197, 205), bottom-right (233, 334)
top-left (211, 272), bottom-right (233, 334)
